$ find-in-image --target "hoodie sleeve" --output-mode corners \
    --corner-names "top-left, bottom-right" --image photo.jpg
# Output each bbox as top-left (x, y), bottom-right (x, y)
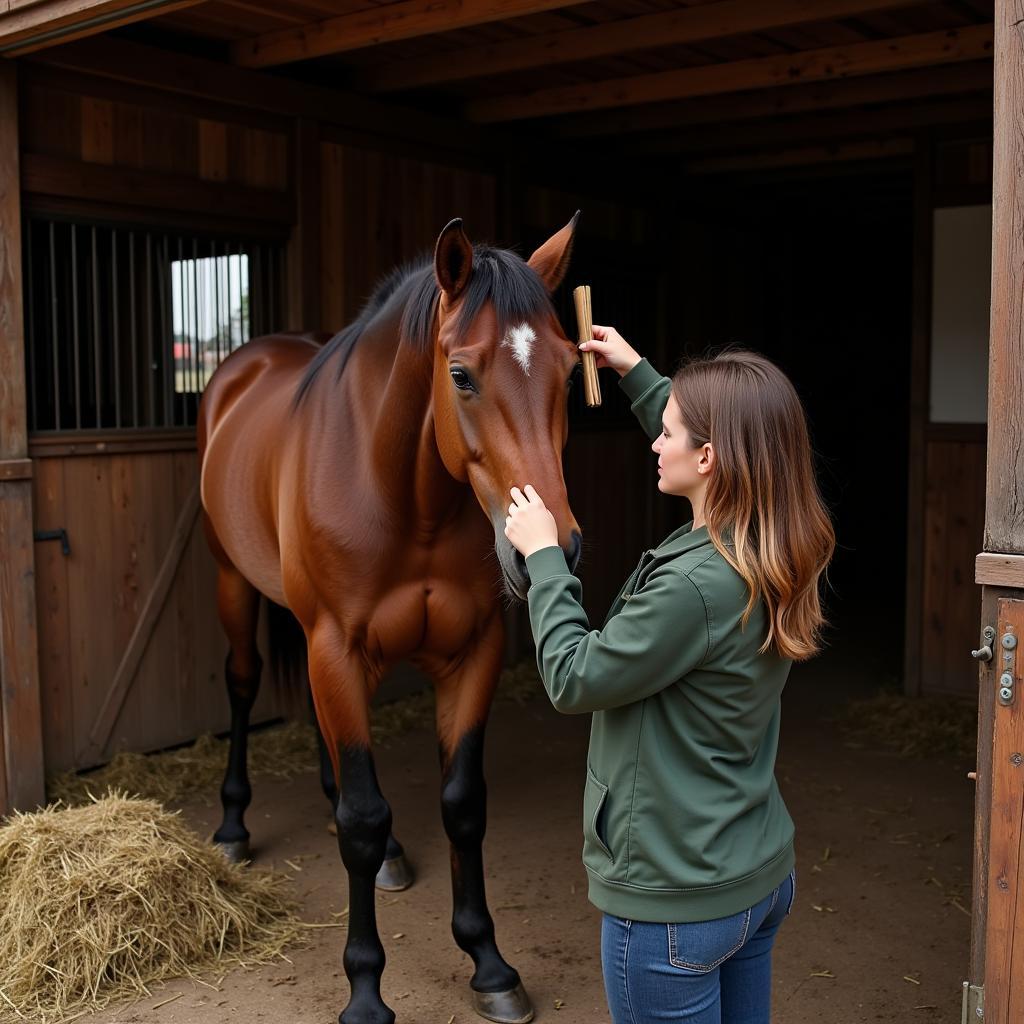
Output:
top-left (524, 545), bottom-right (711, 715)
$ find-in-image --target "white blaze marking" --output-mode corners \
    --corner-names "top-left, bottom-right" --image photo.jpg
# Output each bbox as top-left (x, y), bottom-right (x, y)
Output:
top-left (502, 322), bottom-right (535, 375)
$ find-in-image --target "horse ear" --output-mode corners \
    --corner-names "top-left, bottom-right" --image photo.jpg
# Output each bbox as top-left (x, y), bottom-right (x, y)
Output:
top-left (434, 218), bottom-right (474, 301)
top-left (527, 211), bottom-right (579, 292)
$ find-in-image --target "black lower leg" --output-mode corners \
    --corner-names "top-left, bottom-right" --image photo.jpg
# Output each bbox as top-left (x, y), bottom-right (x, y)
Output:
top-left (441, 725), bottom-right (520, 994)
top-left (213, 652), bottom-right (262, 850)
top-left (336, 746), bottom-right (395, 1024)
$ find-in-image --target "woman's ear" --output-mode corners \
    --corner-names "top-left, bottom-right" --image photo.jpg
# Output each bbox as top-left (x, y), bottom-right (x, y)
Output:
top-left (698, 443), bottom-right (716, 474)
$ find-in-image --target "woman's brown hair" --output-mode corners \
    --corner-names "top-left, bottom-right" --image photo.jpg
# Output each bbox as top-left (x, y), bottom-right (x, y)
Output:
top-left (671, 350), bottom-right (835, 661)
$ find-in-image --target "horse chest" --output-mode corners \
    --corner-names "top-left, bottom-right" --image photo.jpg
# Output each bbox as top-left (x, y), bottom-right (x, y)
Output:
top-left (366, 580), bottom-right (481, 661)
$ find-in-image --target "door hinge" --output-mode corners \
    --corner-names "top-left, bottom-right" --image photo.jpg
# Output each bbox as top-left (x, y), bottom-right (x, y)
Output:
top-left (998, 625), bottom-right (1018, 706)
top-left (962, 982), bottom-right (984, 1023)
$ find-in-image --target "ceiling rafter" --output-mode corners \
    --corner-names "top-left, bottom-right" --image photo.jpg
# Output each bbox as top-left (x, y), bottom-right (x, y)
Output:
top-left (465, 22), bottom-right (994, 123)
top-left (231, 0), bottom-right (584, 68)
top-left (358, 0), bottom-right (935, 94)
top-left (553, 61), bottom-right (993, 139)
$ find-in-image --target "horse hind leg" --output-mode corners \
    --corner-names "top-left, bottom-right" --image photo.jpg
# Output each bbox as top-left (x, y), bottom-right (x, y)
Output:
top-left (211, 562), bottom-right (263, 862)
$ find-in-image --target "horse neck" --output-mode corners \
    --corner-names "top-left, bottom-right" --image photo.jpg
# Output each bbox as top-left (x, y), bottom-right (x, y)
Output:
top-left (361, 308), bottom-right (468, 527)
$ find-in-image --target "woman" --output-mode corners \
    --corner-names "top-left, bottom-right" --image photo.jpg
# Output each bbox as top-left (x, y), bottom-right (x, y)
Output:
top-left (504, 325), bottom-right (834, 1024)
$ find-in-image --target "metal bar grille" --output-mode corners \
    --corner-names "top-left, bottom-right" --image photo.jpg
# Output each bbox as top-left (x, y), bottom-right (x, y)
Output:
top-left (23, 215), bottom-right (285, 433)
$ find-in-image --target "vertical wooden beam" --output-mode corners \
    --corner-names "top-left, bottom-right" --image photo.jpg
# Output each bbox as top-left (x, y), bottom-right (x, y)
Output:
top-left (986, 0), bottom-right (1024, 556)
top-left (286, 117), bottom-right (321, 332)
top-left (903, 137), bottom-right (932, 696)
top-left (0, 60), bottom-right (45, 815)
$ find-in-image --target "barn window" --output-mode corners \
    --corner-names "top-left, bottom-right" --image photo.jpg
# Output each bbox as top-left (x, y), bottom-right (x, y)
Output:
top-left (23, 214), bottom-right (285, 432)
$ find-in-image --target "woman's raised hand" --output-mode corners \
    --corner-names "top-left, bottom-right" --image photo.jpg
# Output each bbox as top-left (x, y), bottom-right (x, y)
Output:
top-left (580, 325), bottom-right (643, 378)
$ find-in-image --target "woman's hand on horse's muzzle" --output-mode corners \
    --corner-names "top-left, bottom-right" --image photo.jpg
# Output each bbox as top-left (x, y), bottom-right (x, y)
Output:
top-left (504, 485), bottom-right (559, 559)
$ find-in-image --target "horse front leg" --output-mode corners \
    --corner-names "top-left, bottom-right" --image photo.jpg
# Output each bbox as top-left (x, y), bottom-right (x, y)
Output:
top-left (310, 629), bottom-right (396, 1024)
top-left (432, 616), bottom-right (534, 1024)
top-left (315, 697), bottom-right (413, 893)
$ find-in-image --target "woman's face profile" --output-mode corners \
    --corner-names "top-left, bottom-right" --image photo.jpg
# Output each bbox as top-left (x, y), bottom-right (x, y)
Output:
top-left (652, 394), bottom-right (713, 499)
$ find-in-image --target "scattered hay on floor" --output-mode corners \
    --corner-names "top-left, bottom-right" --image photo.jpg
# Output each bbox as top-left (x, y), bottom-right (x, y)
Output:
top-left (840, 691), bottom-right (977, 760)
top-left (49, 662), bottom-right (545, 809)
top-left (0, 792), bottom-right (301, 1024)
top-left (48, 722), bottom-right (320, 809)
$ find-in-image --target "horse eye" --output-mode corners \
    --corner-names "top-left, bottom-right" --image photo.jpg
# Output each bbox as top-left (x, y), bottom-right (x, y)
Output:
top-left (450, 367), bottom-right (475, 391)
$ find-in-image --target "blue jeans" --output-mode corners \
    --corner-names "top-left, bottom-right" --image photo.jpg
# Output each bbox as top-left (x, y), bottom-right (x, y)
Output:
top-left (600, 871), bottom-right (795, 1024)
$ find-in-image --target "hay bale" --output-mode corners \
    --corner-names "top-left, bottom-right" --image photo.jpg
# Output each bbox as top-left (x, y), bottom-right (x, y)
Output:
top-left (0, 793), bottom-right (300, 1023)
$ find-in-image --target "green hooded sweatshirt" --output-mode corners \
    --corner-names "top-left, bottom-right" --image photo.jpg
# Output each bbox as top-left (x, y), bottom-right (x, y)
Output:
top-left (524, 358), bottom-right (795, 924)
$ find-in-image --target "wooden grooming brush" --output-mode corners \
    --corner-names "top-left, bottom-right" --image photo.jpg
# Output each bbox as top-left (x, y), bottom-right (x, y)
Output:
top-left (572, 284), bottom-right (602, 408)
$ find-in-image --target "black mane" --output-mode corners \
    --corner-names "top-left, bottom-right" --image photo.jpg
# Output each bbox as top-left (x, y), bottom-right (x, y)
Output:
top-left (294, 245), bottom-right (553, 406)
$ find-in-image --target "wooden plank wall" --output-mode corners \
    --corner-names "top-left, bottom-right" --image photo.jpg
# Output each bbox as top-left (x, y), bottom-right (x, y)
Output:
top-left (0, 62), bottom-right (46, 814)
top-left (920, 430), bottom-right (987, 694)
top-left (16, 63), bottom-right (510, 778)
top-left (319, 139), bottom-right (497, 330)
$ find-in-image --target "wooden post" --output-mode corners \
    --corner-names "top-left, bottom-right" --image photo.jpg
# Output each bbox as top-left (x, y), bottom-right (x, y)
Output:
top-left (0, 60), bottom-right (45, 815)
top-left (975, 2), bottom-right (1024, 1017)
top-left (902, 138), bottom-right (932, 696)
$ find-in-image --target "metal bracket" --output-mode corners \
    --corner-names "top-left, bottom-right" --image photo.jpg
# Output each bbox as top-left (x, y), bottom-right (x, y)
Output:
top-left (33, 527), bottom-right (70, 557)
top-left (962, 982), bottom-right (984, 1022)
top-left (998, 625), bottom-right (1017, 707)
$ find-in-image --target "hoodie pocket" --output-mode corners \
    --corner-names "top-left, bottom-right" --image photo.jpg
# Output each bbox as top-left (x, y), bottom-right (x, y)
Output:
top-left (583, 767), bottom-right (614, 861)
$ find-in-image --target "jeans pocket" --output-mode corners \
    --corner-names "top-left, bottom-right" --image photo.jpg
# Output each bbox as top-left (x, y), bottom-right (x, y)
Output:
top-left (667, 909), bottom-right (752, 973)
top-left (784, 869), bottom-right (796, 916)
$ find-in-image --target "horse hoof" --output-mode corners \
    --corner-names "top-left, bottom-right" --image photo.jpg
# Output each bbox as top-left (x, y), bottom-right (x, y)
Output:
top-left (472, 982), bottom-right (534, 1024)
top-left (375, 854), bottom-right (414, 892)
top-left (215, 838), bottom-right (251, 864)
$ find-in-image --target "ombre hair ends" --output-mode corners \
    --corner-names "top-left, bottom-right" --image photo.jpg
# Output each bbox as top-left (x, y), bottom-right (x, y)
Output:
top-left (671, 350), bottom-right (835, 661)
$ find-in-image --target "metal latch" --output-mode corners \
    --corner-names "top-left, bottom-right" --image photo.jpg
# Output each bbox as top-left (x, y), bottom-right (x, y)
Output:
top-left (998, 627), bottom-right (1017, 707)
top-left (972, 626), bottom-right (995, 663)
top-left (34, 527), bottom-right (70, 556)
top-left (962, 981), bottom-right (984, 1022)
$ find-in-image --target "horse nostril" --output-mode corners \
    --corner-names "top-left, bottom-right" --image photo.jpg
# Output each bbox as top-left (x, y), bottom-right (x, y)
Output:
top-left (565, 530), bottom-right (582, 573)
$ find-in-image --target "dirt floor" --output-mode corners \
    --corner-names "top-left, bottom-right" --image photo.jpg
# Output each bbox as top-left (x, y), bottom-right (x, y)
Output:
top-left (85, 639), bottom-right (975, 1024)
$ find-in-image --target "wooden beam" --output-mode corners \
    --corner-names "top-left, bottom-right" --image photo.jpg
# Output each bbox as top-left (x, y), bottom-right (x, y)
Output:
top-left (361, 0), bottom-right (934, 94)
top-left (985, 1), bottom-right (1024, 558)
top-left (232, 0), bottom-right (581, 69)
top-left (554, 61), bottom-right (993, 140)
top-left (633, 96), bottom-right (992, 157)
top-left (0, 0), bottom-right (203, 56)
top-left (977, 553), bottom-right (1024, 588)
top-left (22, 153), bottom-right (294, 223)
top-left (680, 137), bottom-right (914, 175)
top-left (0, 62), bottom-right (44, 815)
top-left (35, 35), bottom-right (496, 161)
top-left (467, 23), bottom-right (994, 123)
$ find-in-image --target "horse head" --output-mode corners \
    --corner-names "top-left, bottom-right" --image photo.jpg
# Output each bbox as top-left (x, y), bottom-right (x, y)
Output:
top-left (429, 215), bottom-right (583, 600)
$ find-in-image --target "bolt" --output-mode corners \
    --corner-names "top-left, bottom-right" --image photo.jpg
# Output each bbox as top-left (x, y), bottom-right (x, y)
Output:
top-left (985, 626), bottom-right (996, 641)
top-left (1002, 673), bottom-right (1014, 687)
top-left (1002, 633), bottom-right (1018, 650)
top-left (976, 1008), bottom-right (984, 1020)
top-left (1012, 753), bottom-right (1023, 767)
top-left (1001, 687), bottom-right (1013, 702)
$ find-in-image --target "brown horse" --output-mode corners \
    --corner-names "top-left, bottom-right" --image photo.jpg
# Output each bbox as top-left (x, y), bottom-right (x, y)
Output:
top-left (197, 216), bottom-right (583, 1024)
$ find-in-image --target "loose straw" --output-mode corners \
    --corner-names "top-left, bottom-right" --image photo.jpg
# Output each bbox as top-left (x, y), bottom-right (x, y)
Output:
top-left (572, 285), bottom-right (602, 407)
